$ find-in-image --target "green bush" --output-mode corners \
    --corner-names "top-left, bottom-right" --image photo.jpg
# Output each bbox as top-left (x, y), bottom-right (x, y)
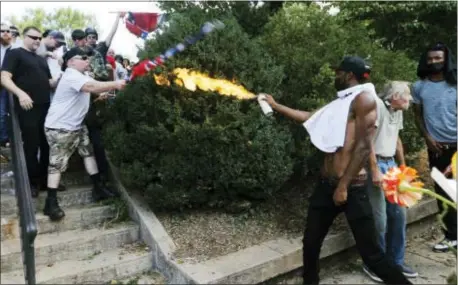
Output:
top-left (104, 12), bottom-right (294, 211)
top-left (105, 3), bottom-right (426, 211)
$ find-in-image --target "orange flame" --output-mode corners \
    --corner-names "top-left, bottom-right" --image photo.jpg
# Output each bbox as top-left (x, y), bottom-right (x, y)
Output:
top-left (382, 165), bottom-right (424, 207)
top-left (154, 68), bottom-right (256, 100)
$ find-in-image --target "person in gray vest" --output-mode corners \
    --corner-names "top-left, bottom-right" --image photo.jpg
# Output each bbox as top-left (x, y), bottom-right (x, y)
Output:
top-left (364, 81), bottom-right (418, 282)
top-left (412, 42), bottom-right (457, 252)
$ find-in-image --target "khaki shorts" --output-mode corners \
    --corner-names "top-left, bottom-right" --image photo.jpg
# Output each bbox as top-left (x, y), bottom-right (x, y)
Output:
top-left (45, 125), bottom-right (94, 174)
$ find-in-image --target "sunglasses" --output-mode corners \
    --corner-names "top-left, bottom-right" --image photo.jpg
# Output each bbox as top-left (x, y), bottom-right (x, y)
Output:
top-left (73, 55), bottom-right (89, 60)
top-left (1, 29), bottom-right (11, 34)
top-left (26, 35), bottom-right (42, 41)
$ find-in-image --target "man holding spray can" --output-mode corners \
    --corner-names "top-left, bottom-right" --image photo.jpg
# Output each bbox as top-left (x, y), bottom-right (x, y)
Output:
top-left (260, 56), bottom-right (410, 285)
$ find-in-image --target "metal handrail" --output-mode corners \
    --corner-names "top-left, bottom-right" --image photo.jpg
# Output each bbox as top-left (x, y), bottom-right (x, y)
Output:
top-left (6, 92), bottom-right (38, 284)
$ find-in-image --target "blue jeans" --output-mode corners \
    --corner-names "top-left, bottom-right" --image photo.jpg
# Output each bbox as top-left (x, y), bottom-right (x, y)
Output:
top-left (367, 158), bottom-right (407, 266)
top-left (0, 89), bottom-right (9, 143)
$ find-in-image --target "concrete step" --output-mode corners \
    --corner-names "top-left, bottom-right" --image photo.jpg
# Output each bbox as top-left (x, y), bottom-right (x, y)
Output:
top-left (0, 171), bottom-right (90, 196)
top-left (1, 222), bottom-right (139, 272)
top-left (61, 171), bottom-right (92, 186)
top-left (0, 174), bottom-right (14, 195)
top-left (1, 243), bottom-right (152, 284)
top-left (1, 184), bottom-right (94, 216)
top-left (1, 205), bottom-right (117, 241)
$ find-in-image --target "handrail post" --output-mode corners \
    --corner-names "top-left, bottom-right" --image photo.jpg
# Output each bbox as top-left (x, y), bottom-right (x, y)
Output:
top-left (6, 92), bottom-right (38, 284)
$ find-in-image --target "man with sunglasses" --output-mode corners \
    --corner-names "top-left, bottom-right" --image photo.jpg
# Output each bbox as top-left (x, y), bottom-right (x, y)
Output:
top-left (1, 26), bottom-right (60, 197)
top-left (43, 47), bottom-right (126, 221)
top-left (71, 29), bottom-right (108, 81)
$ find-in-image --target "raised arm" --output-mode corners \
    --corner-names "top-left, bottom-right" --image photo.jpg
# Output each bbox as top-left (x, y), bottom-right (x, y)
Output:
top-left (336, 91), bottom-right (377, 199)
top-left (104, 12), bottom-right (125, 47)
top-left (261, 94), bottom-right (314, 123)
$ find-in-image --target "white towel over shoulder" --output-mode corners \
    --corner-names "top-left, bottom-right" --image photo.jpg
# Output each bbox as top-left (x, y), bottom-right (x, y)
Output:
top-left (303, 83), bottom-right (377, 153)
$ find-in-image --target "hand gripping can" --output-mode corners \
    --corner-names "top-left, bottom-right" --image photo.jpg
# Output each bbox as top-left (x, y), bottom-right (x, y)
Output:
top-left (257, 94), bottom-right (274, 116)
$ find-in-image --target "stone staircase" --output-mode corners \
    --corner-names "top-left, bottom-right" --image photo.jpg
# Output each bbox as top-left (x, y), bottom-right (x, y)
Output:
top-left (0, 150), bottom-right (164, 284)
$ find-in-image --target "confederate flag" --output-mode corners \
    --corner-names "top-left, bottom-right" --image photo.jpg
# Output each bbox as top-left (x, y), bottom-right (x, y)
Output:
top-left (125, 12), bottom-right (165, 39)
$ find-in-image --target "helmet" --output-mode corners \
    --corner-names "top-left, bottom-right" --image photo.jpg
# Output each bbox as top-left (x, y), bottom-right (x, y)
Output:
top-left (84, 27), bottom-right (98, 39)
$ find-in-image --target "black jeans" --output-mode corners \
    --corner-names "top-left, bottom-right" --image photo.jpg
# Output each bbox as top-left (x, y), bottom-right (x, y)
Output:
top-left (86, 124), bottom-right (108, 177)
top-left (302, 178), bottom-right (411, 285)
top-left (428, 146), bottom-right (457, 240)
top-left (16, 103), bottom-right (50, 187)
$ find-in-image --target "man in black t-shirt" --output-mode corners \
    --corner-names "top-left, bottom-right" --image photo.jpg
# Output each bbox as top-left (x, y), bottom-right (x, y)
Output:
top-left (1, 26), bottom-right (61, 207)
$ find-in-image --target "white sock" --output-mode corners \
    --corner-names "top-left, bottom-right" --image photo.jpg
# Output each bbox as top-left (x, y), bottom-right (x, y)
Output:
top-left (47, 173), bottom-right (61, 189)
top-left (84, 156), bottom-right (99, 176)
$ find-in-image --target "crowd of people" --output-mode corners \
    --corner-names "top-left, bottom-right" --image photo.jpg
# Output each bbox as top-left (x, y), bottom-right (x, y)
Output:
top-left (0, 12), bottom-right (456, 285)
top-left (0, 12), bottom-right (135, 220)
top-left (260, 44), bottom-right (456, 284)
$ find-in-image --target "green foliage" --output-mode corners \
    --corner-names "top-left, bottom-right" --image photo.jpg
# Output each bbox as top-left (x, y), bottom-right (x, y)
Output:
top-left (104, 12), bottom-right (293, 211)
top-left (157, 1), bottom-right (285, 37)
top-left (261, 3), bottom-right (424, 168)
top-left (106, 2), bottom-right (428, 211)
top-left (7, 7), bottom-right (98, 46)
top-left (335, 1), bottom-right (457, 59)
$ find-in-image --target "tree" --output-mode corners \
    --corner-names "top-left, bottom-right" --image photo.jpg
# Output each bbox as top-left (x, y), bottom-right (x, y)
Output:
top-left (7, 7), bottom-right (98, 46)
top-left (157, 1), bottom-right (286, 37)
top-left (335, 1), bottom-right (457, 59)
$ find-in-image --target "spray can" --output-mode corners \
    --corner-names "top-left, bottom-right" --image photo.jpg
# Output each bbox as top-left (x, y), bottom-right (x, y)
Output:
top-left (257, 94), bottom-right (274, 116)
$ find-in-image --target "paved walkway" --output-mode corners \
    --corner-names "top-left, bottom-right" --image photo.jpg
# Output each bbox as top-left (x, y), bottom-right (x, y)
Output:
top-left (320, 235), bottom-right (456, 284)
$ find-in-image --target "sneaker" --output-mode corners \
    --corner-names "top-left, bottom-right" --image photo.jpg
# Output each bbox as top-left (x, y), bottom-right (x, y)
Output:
top-left (400, 264), bottom-right (418, 278)
top-left (433, 238), bottom-right (458, 252)
top-left (362, 264), bottom-right (382, 283)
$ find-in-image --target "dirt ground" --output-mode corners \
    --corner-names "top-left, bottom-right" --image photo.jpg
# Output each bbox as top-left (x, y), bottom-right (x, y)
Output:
top-left (157, 150), bottom-right (436, 263)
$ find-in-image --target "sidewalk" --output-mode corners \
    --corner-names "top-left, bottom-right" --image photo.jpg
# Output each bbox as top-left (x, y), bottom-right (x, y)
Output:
top-left (320, 234), bottom-right (456, 284)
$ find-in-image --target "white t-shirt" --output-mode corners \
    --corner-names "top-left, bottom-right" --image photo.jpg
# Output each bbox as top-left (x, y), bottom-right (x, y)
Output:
top-left (45, 68), bottom-right (93, 131)
top-left (373, 96), bottom-right (403, 157)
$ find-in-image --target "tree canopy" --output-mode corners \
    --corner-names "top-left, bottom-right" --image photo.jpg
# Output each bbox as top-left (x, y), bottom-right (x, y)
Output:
top-left (7, 7), bottom-right (98, 45)
top-left (335, 1), bottom-right (457, 59)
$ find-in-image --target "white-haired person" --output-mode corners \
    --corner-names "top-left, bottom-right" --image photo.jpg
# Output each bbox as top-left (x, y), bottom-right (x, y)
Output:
top-left (364, 81), bottom-right (418, 282)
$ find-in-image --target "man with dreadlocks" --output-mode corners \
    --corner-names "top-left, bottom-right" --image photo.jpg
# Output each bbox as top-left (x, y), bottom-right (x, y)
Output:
top-left (412, 42), bottom-right (457, 252)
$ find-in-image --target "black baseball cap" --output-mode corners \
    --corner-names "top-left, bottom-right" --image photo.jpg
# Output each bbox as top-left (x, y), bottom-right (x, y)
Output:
top-left (48, 30), bottom-right (66, 46)
top-left (62, 47), bottom-right (90, 71)
top-left (71, 29), bottom-right (86, 41)
top-left (335, 56), bottom-right (371, 78)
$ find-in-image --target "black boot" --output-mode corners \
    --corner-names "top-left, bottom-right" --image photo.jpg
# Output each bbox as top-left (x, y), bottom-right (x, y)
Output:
top-left (91, 173), bottom-right (117, 201)
top-left (43, 189), bottom-right (65, 221)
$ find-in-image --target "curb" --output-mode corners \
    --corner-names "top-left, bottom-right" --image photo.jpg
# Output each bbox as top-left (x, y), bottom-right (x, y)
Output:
top-left (107, 160), bottom-right (440, 284)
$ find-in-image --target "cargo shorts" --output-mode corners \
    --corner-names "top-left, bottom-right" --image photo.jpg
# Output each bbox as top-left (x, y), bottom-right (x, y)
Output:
top-left (45, 125), bottom-right (94, 174)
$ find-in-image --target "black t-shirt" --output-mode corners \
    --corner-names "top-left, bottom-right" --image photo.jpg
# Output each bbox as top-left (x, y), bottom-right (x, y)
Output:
top-left (1, 47), bottom-right (52, 104)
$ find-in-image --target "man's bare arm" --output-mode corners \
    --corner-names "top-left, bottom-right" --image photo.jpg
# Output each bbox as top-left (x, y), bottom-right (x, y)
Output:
top-left (395, 137), bottom-right (406, 166)
top-left (338, 92), bottom-right (377, 189)
top-left (272, 102), bottom-right (314, 123)
top-left (1, 71), bottom-right (29, 98)
top-left (104, 13), bottom-right (123, 47)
